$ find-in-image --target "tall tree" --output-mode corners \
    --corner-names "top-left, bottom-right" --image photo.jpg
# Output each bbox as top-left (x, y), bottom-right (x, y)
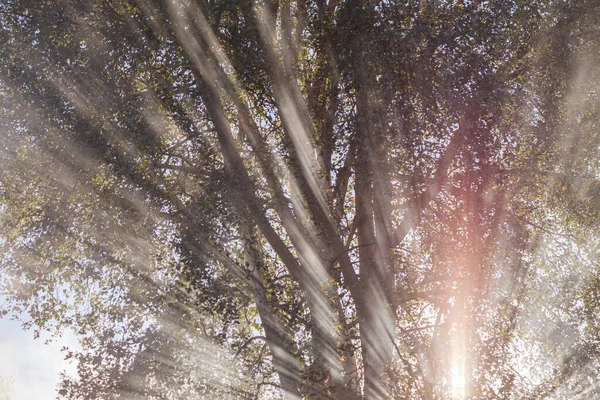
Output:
top-left (2, 0), bottom-right (600, 399)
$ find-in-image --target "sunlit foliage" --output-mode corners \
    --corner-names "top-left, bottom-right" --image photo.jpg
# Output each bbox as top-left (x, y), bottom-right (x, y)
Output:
top-left (1, 0), bottom-right (600, 399)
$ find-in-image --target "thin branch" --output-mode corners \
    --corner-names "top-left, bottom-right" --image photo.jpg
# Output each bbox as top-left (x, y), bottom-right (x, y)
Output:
top-left (235, 335), bottom-right (268, 357)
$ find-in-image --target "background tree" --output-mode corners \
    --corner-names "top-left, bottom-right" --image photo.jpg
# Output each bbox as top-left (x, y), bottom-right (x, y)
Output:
top-left (0, 376), bottom-right (13, 400)
top-left (1, 0), bottom-right (600, 399)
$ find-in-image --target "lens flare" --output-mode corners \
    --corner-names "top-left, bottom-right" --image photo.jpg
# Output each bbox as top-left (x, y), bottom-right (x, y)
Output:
top-left (450, 357), bottom-right (466, 400)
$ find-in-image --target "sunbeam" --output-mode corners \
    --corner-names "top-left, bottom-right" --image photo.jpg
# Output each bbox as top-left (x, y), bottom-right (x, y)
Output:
top-left (2, 0), bottom-right (600, 399)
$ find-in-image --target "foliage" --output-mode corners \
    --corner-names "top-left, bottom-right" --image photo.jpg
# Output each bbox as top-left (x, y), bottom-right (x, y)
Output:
top-left (1, 0), bottom-right (600, 399)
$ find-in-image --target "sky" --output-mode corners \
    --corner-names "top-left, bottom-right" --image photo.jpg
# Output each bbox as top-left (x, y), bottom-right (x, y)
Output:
top-left (0, 315), bottom-right (79, 400)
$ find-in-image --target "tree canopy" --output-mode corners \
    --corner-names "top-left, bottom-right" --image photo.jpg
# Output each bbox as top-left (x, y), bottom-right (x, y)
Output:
top-left (1, 0), bottom-right (600, 399)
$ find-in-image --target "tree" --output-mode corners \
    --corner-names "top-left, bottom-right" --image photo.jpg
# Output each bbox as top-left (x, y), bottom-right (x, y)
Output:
top-left (1, 0), bottom-right (600, 398)
top-left (0, 376), bottom-right (13, 400)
